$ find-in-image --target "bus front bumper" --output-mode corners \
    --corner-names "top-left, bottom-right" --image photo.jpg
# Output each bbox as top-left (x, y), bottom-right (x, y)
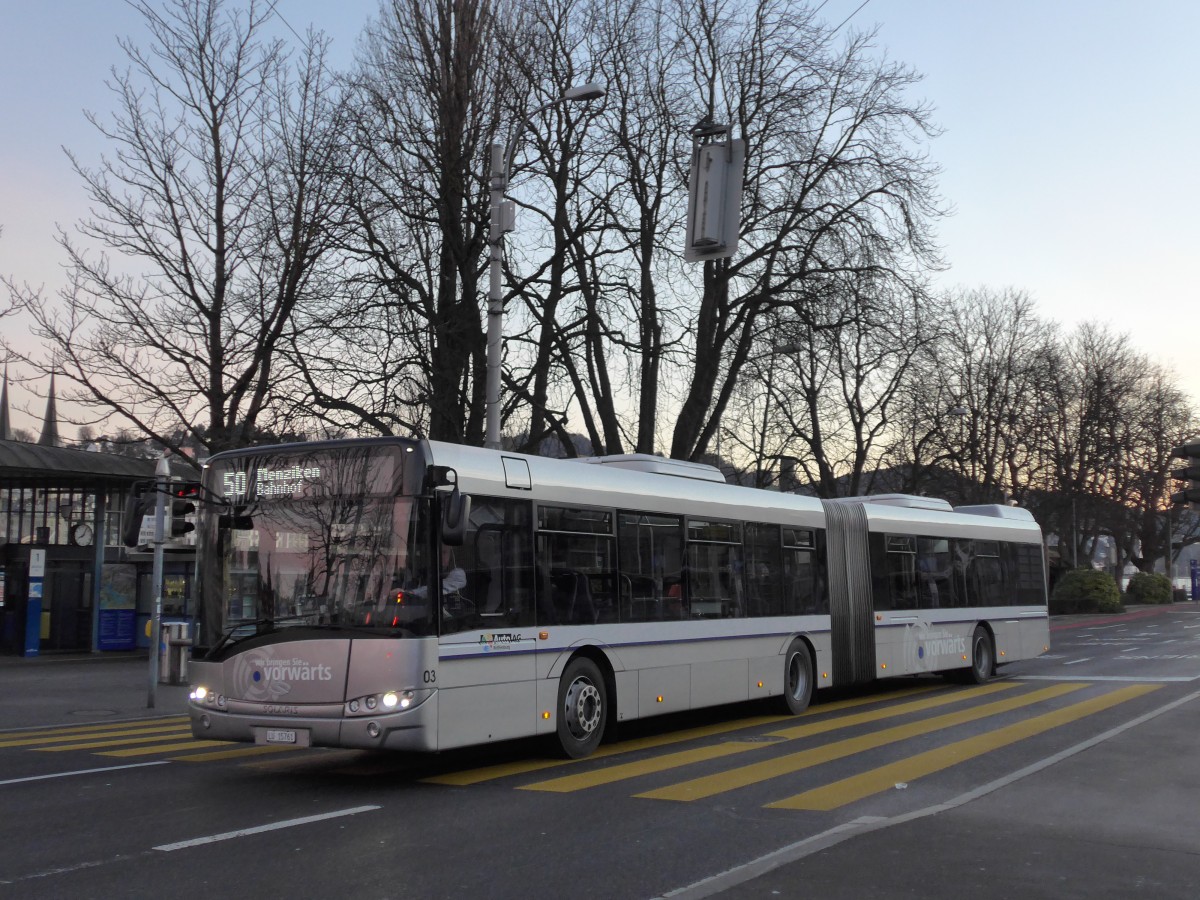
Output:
top-left (188, 692), bottom-right (439, 752)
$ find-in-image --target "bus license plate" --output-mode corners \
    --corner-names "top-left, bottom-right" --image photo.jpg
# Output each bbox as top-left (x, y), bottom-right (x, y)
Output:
top-left (265, 729), bottom-right (297, 744)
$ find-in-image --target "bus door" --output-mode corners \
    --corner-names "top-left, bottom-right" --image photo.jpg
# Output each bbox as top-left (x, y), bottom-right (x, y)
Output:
top-left (436, 496), bottom-right (536, 749)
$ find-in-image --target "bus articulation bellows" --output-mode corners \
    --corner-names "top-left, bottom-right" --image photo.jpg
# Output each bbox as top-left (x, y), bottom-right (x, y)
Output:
top-left (187, 438), bottom-right (1049, 759)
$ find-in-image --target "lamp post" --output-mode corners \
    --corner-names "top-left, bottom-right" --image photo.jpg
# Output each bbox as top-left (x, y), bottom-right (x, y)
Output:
top-left (948, 404), bottom-right (969, 500)
top-left (485, 81), bottom-right (605, 450)
top-left (754, 343), bottom-right (801, 488)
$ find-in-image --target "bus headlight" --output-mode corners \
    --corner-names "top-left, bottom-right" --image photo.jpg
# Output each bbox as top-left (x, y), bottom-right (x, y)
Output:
top-left (190, 685), bottom-right (209, 702)
top-left (348, 690), bottom-right (420, 715)
top-left (382, 691), bottom-right (415, 710)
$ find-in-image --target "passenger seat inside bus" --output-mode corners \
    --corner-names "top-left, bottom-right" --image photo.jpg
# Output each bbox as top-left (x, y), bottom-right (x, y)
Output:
top-left (550, 570), bottom-right (598, 625)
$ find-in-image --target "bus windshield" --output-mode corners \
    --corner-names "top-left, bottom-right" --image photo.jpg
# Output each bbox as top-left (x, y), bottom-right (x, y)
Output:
top-left (195, 441), bottom-right (433, 649)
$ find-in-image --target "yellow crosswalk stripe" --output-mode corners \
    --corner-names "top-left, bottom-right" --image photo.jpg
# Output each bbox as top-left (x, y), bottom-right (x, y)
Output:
top-left (523, 742), bottom-right (767, 793)
top-left (769, 684), bottom-right (1161, 810)
top-left (765, 682), bottom-right (1015, 741)
top-left (1, 723), bottom-right (191, 749)
top-left (0, 720), bottom-right (187, 748)
top-left (172, 745), bottom-right (301, 762)
top-left (34, 728), bottom-right (195, 752)
top-left (424, 683), bottom-right (945, 786)
top-left (100, 740), bottom-right (227, 757)
top-left (520, 683), bottom-right (1014, 794)
top-left (242, 749), bottom-right (367, 771)
top-left (636, 683), bottom-right (1086, 802)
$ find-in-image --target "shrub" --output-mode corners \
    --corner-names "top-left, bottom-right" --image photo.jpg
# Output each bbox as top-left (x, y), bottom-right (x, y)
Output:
top-left (1096, 592), bottom-right (1124, 614)
top-left (1126, 572), bottom-right (1172, 605)
top-left (1050, 568), bottom-right (1122, 615)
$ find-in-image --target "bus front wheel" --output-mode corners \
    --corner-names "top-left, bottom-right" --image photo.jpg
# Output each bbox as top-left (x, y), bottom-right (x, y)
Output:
top-left (779, 639), bottom-right (814, 715)
top-left (556, 657), bottom-right (608, 759)
top-left (965, 626), bottom-right (994, 684)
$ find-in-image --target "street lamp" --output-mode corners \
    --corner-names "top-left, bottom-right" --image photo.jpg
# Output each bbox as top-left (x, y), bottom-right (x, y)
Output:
top-left (485, 81), bottom-right (606, 449)
top-left (754, 342), bottom-right (801, 488)
top-left (947, 404), bottom-right (972, 505)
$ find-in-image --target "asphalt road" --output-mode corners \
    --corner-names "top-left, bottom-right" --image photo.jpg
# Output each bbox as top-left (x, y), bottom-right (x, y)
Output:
top-left (1, 605), bottom-right (1198, 899)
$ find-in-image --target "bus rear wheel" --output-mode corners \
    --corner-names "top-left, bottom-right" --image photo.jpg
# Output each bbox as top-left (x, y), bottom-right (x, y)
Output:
top-left (556, 657), bottom-right (607, 759)
top-left (779, 639), bottom-right (814, 715)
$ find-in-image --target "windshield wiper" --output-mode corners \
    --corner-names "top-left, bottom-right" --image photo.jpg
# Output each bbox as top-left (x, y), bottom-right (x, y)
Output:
top-left (211, 615), bottom-right (315, 653)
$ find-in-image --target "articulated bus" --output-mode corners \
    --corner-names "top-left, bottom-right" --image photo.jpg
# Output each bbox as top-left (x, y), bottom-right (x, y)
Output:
top-left (187, 437), bottom-right (1049, 758)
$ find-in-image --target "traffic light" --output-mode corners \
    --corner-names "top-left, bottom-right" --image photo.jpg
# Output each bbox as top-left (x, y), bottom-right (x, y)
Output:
top-left (121, 483), bottom-right (153, 548)
top-left (168, 480), bottom-right (202, 541)
top-left (1170, 438), bottom-right (1200, 507)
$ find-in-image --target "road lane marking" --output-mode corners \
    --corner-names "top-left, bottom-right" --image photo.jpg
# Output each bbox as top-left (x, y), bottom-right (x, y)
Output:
top-left (1018, 674), bottom-right (1200, 683)
top-left (0, 723), bottom-right (189, 749)
top-left (0, 716), bottom-right (187, 739)
top-left (636, 683), bottom-right (1084, 802)
top-left (35, 728), bottom-right (195, 752)
top-left (520, 684), bottom-right (1015, 794)
top-left (241, 749), bottom-right (367, 772)
top-left (424, 684), bottom-right (944, 786)
top-left (1063, 657), bottom-right (1092, 665)
top-left (0, 761), bottom-right (170, 787)
top-left (769, 684), bottom-right (1160, 810)
top-left (100, 740), bottom-right (228, 756)
top-left (660, 688), bottom-right (1200, 900)
top-left (171, 745), bottom-right (299, 762)
top-left (153, 805), bottom-right (381, 851)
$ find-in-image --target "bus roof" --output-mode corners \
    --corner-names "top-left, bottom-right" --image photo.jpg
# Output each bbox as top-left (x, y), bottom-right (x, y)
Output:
top-left (424, 441), bottom-right (1042, 541)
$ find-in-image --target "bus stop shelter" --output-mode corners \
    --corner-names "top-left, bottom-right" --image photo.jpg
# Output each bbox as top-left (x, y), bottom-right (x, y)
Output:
top-left (0, 438), bottom-right (195, 656)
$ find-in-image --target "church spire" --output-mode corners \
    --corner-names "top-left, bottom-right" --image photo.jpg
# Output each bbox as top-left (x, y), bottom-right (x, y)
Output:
top-left (38, 373), bottom-right (59, 447)
top-left (0, 365), bottom-right (11, 441)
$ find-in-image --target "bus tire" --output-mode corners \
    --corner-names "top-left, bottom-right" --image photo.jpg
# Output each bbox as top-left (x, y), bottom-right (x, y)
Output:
top-left (779, 639), bottom-right (814, 715)
top-left (965, 626), bottom-right (994, 685)
top-left (556, 657), bottom-right (608, 759)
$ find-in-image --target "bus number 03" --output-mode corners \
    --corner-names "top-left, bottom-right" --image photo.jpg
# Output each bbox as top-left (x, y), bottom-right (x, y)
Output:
top-left (423, 670), bottom-right (436, 684)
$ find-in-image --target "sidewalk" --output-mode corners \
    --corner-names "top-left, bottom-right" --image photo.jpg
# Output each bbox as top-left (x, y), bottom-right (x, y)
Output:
top-left (0, 652), bottom-right (192, 730)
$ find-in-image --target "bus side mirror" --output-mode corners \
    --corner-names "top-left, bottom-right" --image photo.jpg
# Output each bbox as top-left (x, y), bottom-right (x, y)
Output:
top-left (441, 487), bottom-right (471, 546)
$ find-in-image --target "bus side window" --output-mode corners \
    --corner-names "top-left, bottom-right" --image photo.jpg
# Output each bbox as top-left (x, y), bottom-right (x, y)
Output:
top-left (617, 512), bottom-right (683, 623)
top-left (535, 505), bottom-right (613, 626)
top-left (884, 535), bottom-right (918, 610)
top-left (916, 537), bottom-right (955, 609)
top-left (686, 519), bottom-right (743, 619)
top-left (744, 523), bottom-right (782, 617)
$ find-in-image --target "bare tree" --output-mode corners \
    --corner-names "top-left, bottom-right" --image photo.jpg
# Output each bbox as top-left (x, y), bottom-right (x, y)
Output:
top-left (1038, 323), bottom-right (1143, 572)
top-left (495, 0), bottom-right (637, 455)
top-left (1101, 365), bottom-right (1194, 577)
top-left (925, 289), bottom-right (1052, 505)
top-left (4, 0), bottom-right (347, 454)
top-left (490, 0), bottom-right (944, 460)
top-left (739, 271), bottom-right (941, 496)
top-left (665, 0), bottom-right (945, 461)
top-left (308, 0), bottom-right (517, 444)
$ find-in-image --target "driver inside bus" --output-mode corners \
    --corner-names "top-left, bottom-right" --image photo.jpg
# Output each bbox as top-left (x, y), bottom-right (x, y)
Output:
top-left (407, 546), bottom-right (468, 615)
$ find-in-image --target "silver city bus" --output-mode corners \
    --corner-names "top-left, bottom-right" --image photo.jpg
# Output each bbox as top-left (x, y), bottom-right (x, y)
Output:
top-left (187, 437), bottom-right (1049, 758)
